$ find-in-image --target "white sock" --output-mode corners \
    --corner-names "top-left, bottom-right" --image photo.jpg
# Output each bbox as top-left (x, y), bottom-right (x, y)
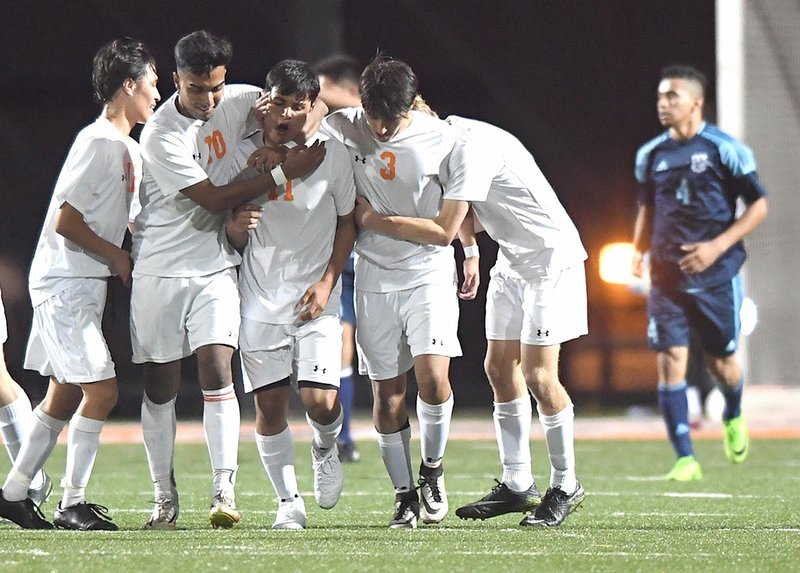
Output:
top-left (416, 393), bottom-right (454, 467)
top-left (2, 407), bottom-right (65, 501)
top-left (61, 415), bottom-right (104, 508)
top-left (538, 404), bottom-right (577, 493)
top-left (494, 397), bottom-right (534, 492)
top-left (255, 427), bottom-right (299, 501)
top-left (0, 392), bottom-right (33, 460)
top-left (202, 386), bottom-right (240, 472)
top-left (306, 408), bottom-right (342, 453)
top-left (377, 424), bottom-right (414, 493)
top-left (142, 394), bottom-right (176, 499)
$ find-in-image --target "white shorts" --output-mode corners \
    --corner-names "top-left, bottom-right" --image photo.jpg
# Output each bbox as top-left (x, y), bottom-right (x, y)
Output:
top-left (486, 264), bottom-right (588, 346)
top-left (130, 268), bottom-right (240, 363)
top-left (239, 315), bottom-right (342, 392)
top-left (356, 282), bottom-right (462, 380)
top-left (24, 278), bottom-right (115, 384)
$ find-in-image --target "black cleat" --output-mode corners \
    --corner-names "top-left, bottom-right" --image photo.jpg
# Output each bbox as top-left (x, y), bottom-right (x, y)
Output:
top-left (519, 482), bottom-right (585, 527)
top-left (54, 502), bottom-right (118, 531)
top-left (389, 490), bottom-right (420, 529)
top-left (456, 480), bottom-right (541, 520)
top-left (337, 440), bottom-right (361, 463)
top-left (0, 489), bottom-right (54, 529)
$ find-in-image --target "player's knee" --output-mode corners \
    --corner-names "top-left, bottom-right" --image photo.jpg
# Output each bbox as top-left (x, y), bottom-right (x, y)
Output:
top-left (523, 366), bottom-right (558, 396)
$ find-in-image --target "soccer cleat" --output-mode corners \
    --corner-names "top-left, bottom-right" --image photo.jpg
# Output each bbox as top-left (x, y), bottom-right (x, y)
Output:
top-left (723, 416), bottom-right (749, 463)
top-left (0, 490), bottom-right (54, 529)
top-left (272, 495), bottom-right (306, 530)
top-left (519, 482), bottom-right (585, 527)
top-left (209, 492), bottom-right (240, 529)
top-left (418, 463), bottom-right (448, 524)
top-left (665, 456), bottom-right (703, 481)
top-left (337, 439), bottom-right (361, 463)
top-left (455, 479), bottom-right (541, 520)
top-left (53, 501), bottom-right (118, 531)
top-left (312, 443), bottom-right (344, 509)
top-left (389, 490), bottom-right (420, 529)
top-left (144, 492), bottom-right (179, 530)
top-left (28, 471), bottom-right (53, 508)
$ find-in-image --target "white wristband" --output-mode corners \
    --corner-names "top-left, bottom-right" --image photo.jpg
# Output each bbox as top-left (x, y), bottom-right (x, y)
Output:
top-left (463, 245), bottom-right (480, 259)
top-left (270, 165), bottom-right (287, 187)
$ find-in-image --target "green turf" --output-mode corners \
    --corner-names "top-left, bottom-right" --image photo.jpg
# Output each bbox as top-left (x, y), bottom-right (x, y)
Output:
top-left (1, 435), bottom-right (799, 572)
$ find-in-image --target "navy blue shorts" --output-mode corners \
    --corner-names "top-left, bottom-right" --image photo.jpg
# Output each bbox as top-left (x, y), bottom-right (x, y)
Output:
top-left (339, 254), bottom-right (356, 326)
top-left (647, 275), bottom-right (743, 357)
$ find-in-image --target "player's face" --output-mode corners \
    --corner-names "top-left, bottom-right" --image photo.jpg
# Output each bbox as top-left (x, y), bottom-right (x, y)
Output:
top-left (261, 88), bottom-right (313, 145)
top-left (174, 65), bottom-right (226, 121)
top-left (656, 78), bottom-right (702, 128)
top-left (130, 65), bottom-right (160, 124)
top-left (365, 112), bottom-right (411, 142)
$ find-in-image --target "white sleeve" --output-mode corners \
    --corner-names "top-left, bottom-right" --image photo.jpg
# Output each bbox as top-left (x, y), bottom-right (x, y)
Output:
top-left (329, 142), bottom-right (356, 216)
top-left (141, 127), bottom-right (208, 196)
top-left (441, 135), bottom-right (497, 203)
top-left (56, 138), bottom-right (116, 214)
top-left (224, 85), bottom-right (261, 139)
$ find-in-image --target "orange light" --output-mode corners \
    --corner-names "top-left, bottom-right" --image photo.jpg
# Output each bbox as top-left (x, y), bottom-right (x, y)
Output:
top-left (599, 242), bottom-right (635, 284)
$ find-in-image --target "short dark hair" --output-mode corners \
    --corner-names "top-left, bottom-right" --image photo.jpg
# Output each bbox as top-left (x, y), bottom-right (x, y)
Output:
top-left (661, 65), bottom-right (707, 97)
top-left (265, 60), bottom-right (320, 102)
top-left (313, 55), bottom-right (361, 86)
top-left (92, 38), bottom-right (156, 104)
top-left (359, 55), bottom-right (417, 121)
top-left (174, 30), bottom-right (232, 75)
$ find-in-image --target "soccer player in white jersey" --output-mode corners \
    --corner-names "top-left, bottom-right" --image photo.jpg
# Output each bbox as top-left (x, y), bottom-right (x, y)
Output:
top-left (322, 56), bottom-right (476, 529)
top-left (132, 31), bottom-right (326, 530)
top-left (226, 60), bottom-right (356, 530)
top-left (0, 284), bottom-right (52, 512)
top-left (355, 116), bottom-right (589, 527)
top-left (0, 38), bottom-right (160, 530)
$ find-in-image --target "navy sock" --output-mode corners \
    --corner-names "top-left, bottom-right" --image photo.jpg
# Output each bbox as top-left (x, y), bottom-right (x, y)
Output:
top-left (721, 378), bottom-right (744, 421)
top-left (338, 373), bottom-right (354, 444)
top-left (658, 381), bottom-right (694, 458)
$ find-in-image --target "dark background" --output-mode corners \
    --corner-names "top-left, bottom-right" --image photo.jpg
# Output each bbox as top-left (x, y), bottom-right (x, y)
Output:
top-left (0, 1), bottom-right (715, 416)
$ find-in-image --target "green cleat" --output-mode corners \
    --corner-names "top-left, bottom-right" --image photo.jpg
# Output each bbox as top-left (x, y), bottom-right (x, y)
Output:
top-left (665, 456), bottom-right (703, 481)
top-left (723, 416), bottom-right (750, 463)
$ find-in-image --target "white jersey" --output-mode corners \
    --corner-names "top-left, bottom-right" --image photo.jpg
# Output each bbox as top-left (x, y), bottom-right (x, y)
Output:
top-left (132, 84), bottom-right (261, 277)
top-left (322, 108), bottom-right (460, 293)
top-left (236, 132), bottom-right (356, 324)
top-left (29, 116), bottom-right (140, 306)
top-left (444, 116), bottom-right (587, 279)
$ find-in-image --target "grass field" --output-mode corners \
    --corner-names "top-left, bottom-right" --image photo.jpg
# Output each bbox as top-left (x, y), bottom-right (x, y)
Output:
top-left (1, 433), bottom-right (799, 573)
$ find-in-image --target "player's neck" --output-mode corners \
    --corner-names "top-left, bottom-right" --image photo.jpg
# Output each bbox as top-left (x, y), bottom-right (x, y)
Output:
top-left (669, 115), bottom-right (703, 141)
top-left (102, 105), bottom-right (134, 137)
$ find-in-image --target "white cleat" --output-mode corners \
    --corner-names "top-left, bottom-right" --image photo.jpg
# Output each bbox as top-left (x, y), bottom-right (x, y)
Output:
top-left (144, 491), bottom-right (179, 530)
top-left (418, 463), bottom-right (448, 524)
top-left (272, 496), bottom-right (306, 530)
top-left (312, 443), bottom-right (343, 509)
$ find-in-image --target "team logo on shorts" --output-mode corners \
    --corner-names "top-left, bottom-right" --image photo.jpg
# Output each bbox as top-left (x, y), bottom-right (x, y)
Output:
top-left (690, 153), bottom-right (709, 173)
top-left (537, 329), bottom-right (549, 337)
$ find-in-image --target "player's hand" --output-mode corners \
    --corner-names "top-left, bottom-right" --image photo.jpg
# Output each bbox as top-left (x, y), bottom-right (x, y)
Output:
top-left (247, 146), bottom-right (285, 172)
top-left (354, 196), bottom-right (376, 230)
top-left (282, 140), bottom-right (326, 180)
top-left (109, 248), bottom-right (132, 288)
top-left (679, 241), bottom-right (723, 274)
top-left (296, 280), bottom-right (332, 322)
top-left (253, 92), bottom-right (270, 120)
top-left (230, 203), bottom-right (263, 232)
top-left (631, 249), bottom-right (646, 278)
top-left (459, 255), bottom-right (480, 300)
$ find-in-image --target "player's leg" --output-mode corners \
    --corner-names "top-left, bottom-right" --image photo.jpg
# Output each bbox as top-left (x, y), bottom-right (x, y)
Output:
top-left (241, 318), bottom-right (304, 529)
top-left (405, 282), bottom-right (461, 525)
top-left (337, 256), bottom-right (359, 462)
top-left (696, 276), bottom-right (749, 463)
top-left (131, 274), bottom-right (186, 529)
top-left (356, 289), bottom-right (418, 528)
top-left (54, 377), bottom-right (118, 531)
top-left (296, 316), bottom-right (344, 511)
top-left (0, 344), bottom-right (51, 506)
top-left (648, 284), bottom-right (701, 481)
top-left (187, 269), bottom-right (241, 528)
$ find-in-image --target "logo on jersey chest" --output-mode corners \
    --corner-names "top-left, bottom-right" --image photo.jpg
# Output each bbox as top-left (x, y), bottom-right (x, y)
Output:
top-left (354, 154), bottom-right (366, 164)
top-left (690, 153), bottom-right (709, 173)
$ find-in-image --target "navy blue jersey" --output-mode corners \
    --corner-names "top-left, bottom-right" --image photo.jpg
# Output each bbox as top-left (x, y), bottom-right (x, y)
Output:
top-left (635, 122), bottom-right (766, 291)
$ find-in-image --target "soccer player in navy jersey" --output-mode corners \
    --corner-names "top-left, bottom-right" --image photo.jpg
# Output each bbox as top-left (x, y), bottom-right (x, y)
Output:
top-left (632, 65), bottom-right (768, 481)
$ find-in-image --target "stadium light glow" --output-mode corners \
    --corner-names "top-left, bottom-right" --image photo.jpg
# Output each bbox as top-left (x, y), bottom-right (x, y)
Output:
top-left (599, 242), bottom-right (635, 284)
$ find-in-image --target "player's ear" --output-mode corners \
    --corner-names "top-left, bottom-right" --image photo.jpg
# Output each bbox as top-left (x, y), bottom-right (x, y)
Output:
top-left (173, 72), bottom-right (180, 90)
top-left (121, 78), bottom-right (136, 96)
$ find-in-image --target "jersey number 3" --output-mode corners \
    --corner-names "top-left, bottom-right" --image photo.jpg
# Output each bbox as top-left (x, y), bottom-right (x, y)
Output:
top-left (379, 151), bottom-right (396, 180)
